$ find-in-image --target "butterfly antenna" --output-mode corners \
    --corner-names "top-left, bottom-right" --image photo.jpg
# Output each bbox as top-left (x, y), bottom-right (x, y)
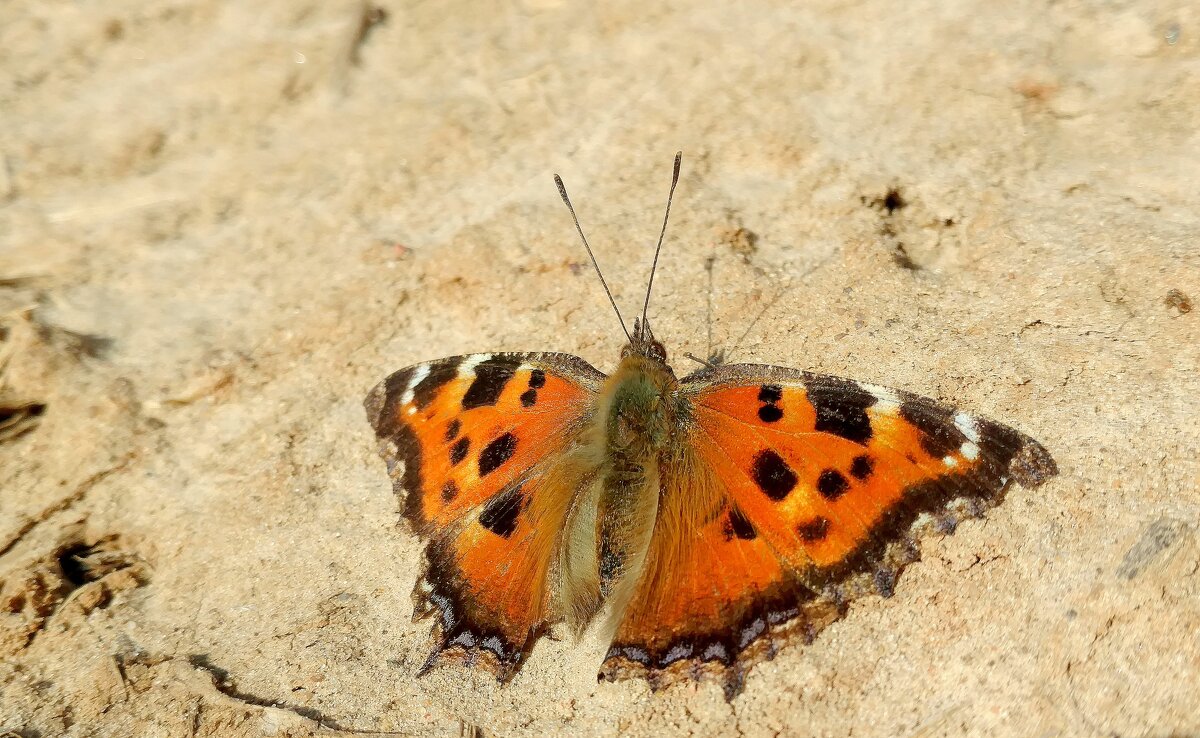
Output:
top-left (704, 253), bottom-right (716, 360)
top-left (554, 173), bottom-right (632, 344)
top-left (725, 261), bottom-right (824, 359)
top-left (638, 151), bottom-right (682, 340)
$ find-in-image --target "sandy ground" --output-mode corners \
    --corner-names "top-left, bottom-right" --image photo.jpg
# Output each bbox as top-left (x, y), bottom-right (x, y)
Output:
top-left (2, 0), bottom-right (1198, 736)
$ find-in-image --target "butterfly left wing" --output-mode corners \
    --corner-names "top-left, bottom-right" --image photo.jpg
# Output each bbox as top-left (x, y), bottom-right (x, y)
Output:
top-left (364, 352), bottom-right (605, 679)
top-left (602, 363), bottom-right (1057, 694)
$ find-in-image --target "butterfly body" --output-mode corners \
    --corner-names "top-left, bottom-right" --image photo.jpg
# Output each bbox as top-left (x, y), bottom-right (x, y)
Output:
top-left (563, 352), bottom-right (666, 627)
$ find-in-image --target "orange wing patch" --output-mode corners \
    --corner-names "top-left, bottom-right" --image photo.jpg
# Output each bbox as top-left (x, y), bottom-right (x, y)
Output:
top-left (365, 352), bottom-right (604, 677)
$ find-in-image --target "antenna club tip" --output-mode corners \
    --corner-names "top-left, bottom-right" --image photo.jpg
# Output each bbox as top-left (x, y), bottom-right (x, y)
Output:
top-left (553, 174), bottom-right (570, 203)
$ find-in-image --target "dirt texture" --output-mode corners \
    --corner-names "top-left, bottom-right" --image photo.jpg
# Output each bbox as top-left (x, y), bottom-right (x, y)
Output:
top-left (1, 1), bottom-right (1198, 736)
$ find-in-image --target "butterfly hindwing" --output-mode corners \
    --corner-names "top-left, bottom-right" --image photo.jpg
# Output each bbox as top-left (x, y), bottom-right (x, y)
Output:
top-left (601, 447), bottom-right (843, 695)
top-left (603, 363), bottom-right (1057, 691)
top-left (364, 351), bottom-right (605, 678)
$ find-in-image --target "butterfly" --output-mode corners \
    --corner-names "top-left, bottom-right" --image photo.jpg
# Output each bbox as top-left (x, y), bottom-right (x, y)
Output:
top-left (364, 153), bottom-right (1058, 698)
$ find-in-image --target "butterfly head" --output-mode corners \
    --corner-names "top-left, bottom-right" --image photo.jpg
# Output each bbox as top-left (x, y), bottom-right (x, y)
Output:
top-left (623, 317), bottom-right (668, 365)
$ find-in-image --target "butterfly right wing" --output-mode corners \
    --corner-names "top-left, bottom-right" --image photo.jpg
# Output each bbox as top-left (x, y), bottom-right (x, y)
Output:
top-left (364, 352), bottom-right (605, 679)
top-left (603, 363), bottom-right (1056, 695)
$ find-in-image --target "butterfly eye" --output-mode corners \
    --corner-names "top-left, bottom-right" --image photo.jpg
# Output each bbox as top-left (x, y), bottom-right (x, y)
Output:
top-left (649, 340), bottom-right (667, 363)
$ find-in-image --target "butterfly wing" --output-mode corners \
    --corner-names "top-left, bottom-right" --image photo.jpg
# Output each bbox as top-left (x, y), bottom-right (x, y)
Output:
top-left (364, 352), bottom-right (605, 679)
top-left (603, 363), bottom-right (1057, 693)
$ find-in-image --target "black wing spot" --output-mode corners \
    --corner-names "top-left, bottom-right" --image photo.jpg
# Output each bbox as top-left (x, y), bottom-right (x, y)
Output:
top-left (797, 516), bottom-right (831, 542)
top-left (807, 377), bottom-right (876, 444)
top-left (519, 389), bottom-right (538, 408)
top-left (817, 469), bottom-right (850, 500)
top-left (850, 454), bottom-right (874, 480)
top-left (478, 432), bottom-right (517, 477)
top-left (449, 437), bottom-right (470, 466)
top-left (757, 384), bottom-right (784, 423)
top-left (723, 507), bottom-right (757, 540)
top-left (479, 486), bottom-right (524, 538)
top-left (441, 480), bottom-right (459, 502)
top-left (528, 369), bottom-right (546, 388)
top-left (758, 404), bottom-right (783, 423)
top-left (752, 450), bottom-right (798, 501)
top-left (412, 359), bottom-right (462, 410)
top-left (758, 385), bottom-right (783, 403)
top-left (444, 418), bottom-right (462, 443)
top-left (462, 357), bottom-right (518, 409)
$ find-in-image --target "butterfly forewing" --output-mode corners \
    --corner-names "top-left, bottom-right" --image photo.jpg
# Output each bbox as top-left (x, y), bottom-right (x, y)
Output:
top-left (687, 364), bottom-right (1055, 582)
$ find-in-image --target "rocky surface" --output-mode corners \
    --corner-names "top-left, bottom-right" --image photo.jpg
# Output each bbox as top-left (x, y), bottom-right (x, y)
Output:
top-left (1, 1), bottom-right (1197, 735)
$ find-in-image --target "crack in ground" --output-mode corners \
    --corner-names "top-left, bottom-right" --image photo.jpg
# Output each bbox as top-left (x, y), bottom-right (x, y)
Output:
top-left (186, 655), bottom-right (405, 735)
top-left (0, 453), bottom-right (135, 559)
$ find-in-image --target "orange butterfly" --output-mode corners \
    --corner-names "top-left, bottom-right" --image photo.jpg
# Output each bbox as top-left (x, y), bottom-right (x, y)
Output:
top-left (364, 153), bottom-right (1057, 697)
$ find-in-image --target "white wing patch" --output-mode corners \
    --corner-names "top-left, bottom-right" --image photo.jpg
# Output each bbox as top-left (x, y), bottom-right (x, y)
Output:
top-left (953, 411), bottom-right (981, 443)
top-left (862, 383), bottom-right (903, 412)
top-left (457, 353), bottom-right (492, 377)
top-left (401, 364), bottom-right (430, 406)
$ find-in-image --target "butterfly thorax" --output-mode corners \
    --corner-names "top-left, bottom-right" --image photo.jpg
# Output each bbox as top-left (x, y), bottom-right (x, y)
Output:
top-left (601, 353), bottom-right (679, 461)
